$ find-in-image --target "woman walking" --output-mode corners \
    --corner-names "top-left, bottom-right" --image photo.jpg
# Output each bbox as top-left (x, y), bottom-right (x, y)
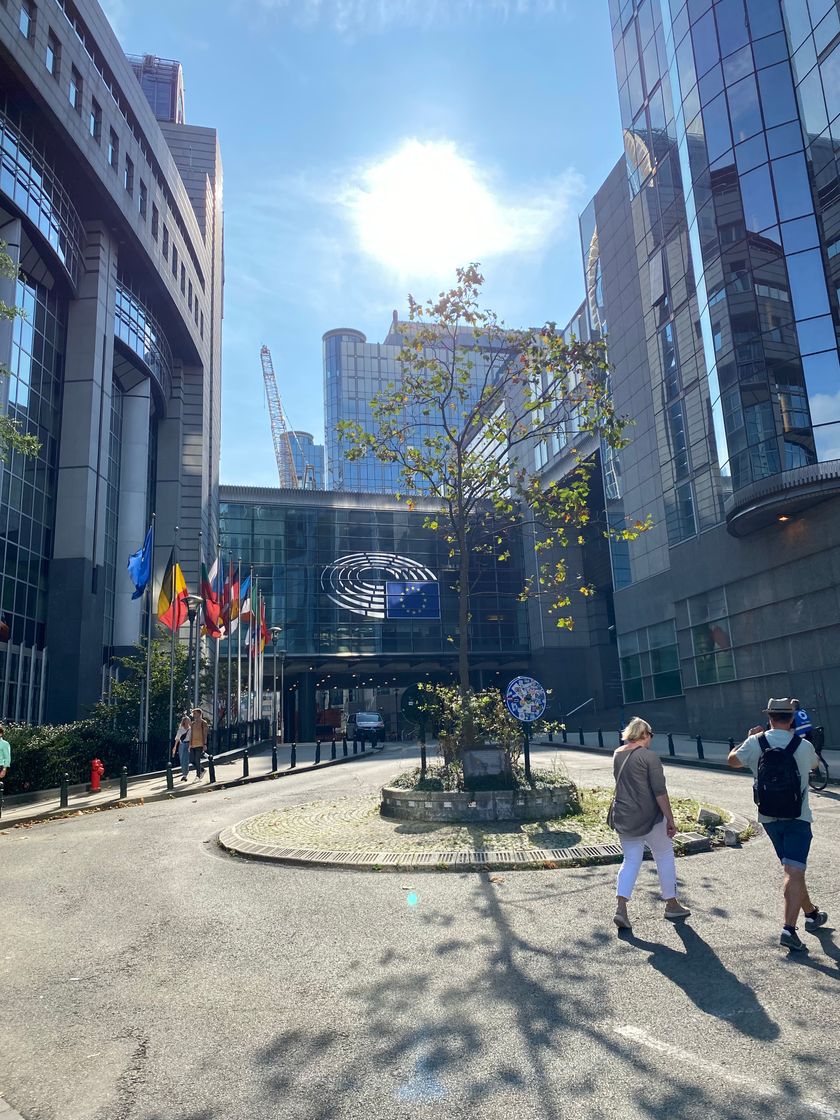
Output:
top-left (172, 714), bottom-right (192, 783)
top-left (611, 717), bottom-right (691, 929)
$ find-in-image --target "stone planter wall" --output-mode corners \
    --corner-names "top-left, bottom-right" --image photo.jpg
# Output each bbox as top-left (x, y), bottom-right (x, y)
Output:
top-left (380, 784), bottom-right (579, 822)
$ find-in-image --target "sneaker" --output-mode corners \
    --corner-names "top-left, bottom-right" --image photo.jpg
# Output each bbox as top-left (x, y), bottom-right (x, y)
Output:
top-left (664, 902), bottom-right (691, 921)
top-left (805, 909), bottom-right (828, 931)
top-left (613, 911), bottom-right (632, 930)
top-left (780, 927), bottom-right (808, 952)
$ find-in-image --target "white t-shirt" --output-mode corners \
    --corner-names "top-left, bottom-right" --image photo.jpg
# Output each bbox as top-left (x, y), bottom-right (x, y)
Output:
top-left (734, 729), bottom-right (816, 823)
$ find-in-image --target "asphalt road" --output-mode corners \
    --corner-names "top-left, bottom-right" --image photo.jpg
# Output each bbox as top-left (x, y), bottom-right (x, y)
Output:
top-left (2, 746), bottom-right (839, 1120)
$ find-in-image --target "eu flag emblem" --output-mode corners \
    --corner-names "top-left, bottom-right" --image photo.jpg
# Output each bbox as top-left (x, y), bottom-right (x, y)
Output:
top-left (385, 581), bottom-right (440, 619)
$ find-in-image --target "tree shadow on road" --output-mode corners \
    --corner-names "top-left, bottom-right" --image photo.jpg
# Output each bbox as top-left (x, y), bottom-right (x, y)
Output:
top-left (618, 922), bottom-right (779, 1039)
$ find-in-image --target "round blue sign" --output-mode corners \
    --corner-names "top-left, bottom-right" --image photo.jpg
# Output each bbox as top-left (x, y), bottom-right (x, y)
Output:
top-left (504, 676), bottom-right (546, 723)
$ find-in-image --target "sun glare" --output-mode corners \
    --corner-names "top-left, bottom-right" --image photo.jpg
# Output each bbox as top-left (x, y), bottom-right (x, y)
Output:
top-left (348, 139), bottom-right (549, 280)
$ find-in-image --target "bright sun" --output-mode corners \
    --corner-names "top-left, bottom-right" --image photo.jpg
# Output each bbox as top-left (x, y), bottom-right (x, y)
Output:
top-left (348, 139), bottom-right (534, 280)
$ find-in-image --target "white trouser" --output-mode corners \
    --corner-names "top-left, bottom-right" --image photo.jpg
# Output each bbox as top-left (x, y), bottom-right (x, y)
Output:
top-left (616, 816), bottom-right (677, 901)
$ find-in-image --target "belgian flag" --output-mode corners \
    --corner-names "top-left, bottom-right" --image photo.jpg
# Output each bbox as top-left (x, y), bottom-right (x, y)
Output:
top-left (158, 549), bottom-right (189, 631)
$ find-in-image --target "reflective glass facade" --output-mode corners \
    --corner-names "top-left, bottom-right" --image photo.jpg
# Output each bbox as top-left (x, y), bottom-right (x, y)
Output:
top-left (323, 324), bottom-right (501, 494)
top-left (114, 279), bottom-right (174, 403)
top-left (219, 490), bottom-right (529, 661)
top-left (0, 273), bottom-right (65, 649)
top-left (289, 430), bottom-right (325, 489)
top-left (609, 0), bottom-right (840, 501)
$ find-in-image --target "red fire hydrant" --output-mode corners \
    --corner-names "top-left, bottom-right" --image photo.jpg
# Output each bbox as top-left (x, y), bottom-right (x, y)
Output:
top-left (90, 758), bottom-right (105, 793)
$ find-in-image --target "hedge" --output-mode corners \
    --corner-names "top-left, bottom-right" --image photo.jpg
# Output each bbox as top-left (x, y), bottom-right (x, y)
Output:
top-left (1, 721), bottom-right (135, 796)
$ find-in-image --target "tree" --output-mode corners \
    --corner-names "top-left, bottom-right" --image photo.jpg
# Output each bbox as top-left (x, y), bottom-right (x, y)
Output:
top-left (89, 643), bottom-right (190, 768)
top-left (339, 264), bottom-right (646, 713)
top-left (0, 241), bottom-right (41, 460)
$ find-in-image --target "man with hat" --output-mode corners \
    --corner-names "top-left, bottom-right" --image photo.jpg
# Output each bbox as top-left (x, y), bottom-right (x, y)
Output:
top-left (189, 707), bottom-right (209, 781)
top-left (728, 698), bottom-right (827, 951)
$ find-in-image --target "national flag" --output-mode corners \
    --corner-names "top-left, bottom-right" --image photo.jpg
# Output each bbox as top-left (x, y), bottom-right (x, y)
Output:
top-left (0, 613), bottom-right (9, 643)
top-left (238, 576), bottom-right (253, 627)
top-left (201, 557), bottom-right (223, 638)
top-left (250, 597), bottom-right (269, 657)
top-left (221, 559), bottom-right (237, 634)
top-left (385, 580), bottom-right (441, 619)
top-left (157, 550), bottom-right (189, 631)
top-left (127, 523), bottom-right (154, 600)
top-left (260, 598), bottom-right (270, 652)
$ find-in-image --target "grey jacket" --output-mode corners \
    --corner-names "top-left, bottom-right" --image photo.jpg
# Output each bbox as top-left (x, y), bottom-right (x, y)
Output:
top-left (612, 746), bottom-right (667, 837)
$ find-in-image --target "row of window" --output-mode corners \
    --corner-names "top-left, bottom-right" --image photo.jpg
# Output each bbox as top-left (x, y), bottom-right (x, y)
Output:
top-left (16, 0), bottom-right (206, 338)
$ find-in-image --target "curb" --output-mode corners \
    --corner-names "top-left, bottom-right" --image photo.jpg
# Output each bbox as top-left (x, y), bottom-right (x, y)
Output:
top-left (0, 1093), bottom-right (28, 1118)
top-left (216, 815), bottom-right (756, 873)
top-left (0, 745), bottom-right (399, 830)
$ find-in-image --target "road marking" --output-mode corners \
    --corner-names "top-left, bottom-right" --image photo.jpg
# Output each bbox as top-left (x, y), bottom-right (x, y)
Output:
top-left (614, 1025), bottom-right (840, 1119)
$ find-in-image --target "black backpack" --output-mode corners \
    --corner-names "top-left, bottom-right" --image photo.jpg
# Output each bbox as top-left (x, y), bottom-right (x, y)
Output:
top-left (754, 734), bottom-right (803, 819)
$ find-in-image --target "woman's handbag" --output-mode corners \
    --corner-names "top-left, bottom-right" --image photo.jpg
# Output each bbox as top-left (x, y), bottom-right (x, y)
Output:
top-left (606, 747), bottom-right (638, 831)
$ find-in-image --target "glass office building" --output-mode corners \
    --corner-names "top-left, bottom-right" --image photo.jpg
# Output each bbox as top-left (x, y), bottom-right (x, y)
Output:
top-left (289, 431), bottom-right (325, 489)
top-left (0, 6), bottom-right (223, 724)
top-left (323, 315), bottom-right (506, 493)
top-left (219, 486), bottom-right (530, 739)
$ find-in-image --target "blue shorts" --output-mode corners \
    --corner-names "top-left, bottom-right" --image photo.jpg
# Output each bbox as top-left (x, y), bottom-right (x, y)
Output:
top-left (763, 819), bottom-right (812, 871)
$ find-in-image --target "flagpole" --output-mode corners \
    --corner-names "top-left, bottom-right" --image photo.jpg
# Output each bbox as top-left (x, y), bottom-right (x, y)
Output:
top-left (194, 530), bottom-right (203, 711)
top-left (142, 513), bottom-right (156, 771)
top-left (257, 591), bottom-right (263, 732)
top-left (236, 556), bottom-right (242, 726)
top-left (226, 552), bottom-right (232, 743)
top-left (212, 547), bottom-right (220, 747)
top-left (247, 570), bottom-right (255, 726)
top-left (168, 525), bottom-right (178, 746)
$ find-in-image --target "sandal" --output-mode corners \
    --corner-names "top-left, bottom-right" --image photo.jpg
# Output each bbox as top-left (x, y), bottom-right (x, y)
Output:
top-left (613, 911), bottom-right (632, 930)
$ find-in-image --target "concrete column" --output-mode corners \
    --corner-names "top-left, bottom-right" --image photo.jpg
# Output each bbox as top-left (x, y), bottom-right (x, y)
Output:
top-left (113, 379), bottom-right (151, 651)
top-left (154, 363), bottom-right (183, 585)
top-left (45, 222), bottom-right (118, 722)
top-left (299, 672), bottom-right (316, 743)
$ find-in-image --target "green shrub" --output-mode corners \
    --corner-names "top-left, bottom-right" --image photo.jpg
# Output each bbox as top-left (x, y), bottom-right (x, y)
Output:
top-left (2, 721), bottom-right (134, 795)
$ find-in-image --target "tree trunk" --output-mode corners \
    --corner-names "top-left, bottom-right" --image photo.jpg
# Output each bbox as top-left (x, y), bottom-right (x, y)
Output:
top-left (457, 545), bottom-right (470, 699)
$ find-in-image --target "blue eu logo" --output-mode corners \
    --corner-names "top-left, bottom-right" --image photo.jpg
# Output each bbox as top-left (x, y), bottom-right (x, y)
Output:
top-left (385, 581), bottom-right (441, 620)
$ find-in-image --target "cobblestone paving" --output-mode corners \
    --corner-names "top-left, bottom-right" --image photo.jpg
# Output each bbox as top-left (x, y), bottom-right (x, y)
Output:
top-left (235, 794), bottom-right (617, 852)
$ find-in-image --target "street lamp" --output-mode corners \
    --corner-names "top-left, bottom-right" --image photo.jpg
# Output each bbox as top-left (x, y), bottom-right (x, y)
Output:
top-left (185, 593), bottom-right (204, 711)
top-left (269, 626), bottom-right (284, 744)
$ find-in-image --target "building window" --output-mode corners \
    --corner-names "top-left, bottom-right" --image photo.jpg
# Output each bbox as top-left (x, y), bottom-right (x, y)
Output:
top-left (618, 622), bottom-right (683, 702)
top-left (108, 128), bottom-right (119, 169)
top-left (162, 224), bottom-right (169, 259)
top-left (138, 179), bottom-right (147, 218)
top-left (171, 244), bottom-right (178, 279)
top-left (151, 203), bottom-right (159, 239)
top-left (124, 155), bottom-right (133, 194)
top-left (88, 98), bottom-right (101, 142)
top-left (180, 263), bottom-right (185, 294)
top-left (69, 66), bottom-right (82, 113)
top-left (19, 0), bottom-right (35, 40)
top-left (200, 310), bottom-right (204, 338)
top-left (46, 29), bottom-right (60, 78)
top-left (187, 279), bottom-right (193, 310)
top-left (687, 588), bottom-right (736, 685)
top-left (194, 300), bottom-right (199, 326)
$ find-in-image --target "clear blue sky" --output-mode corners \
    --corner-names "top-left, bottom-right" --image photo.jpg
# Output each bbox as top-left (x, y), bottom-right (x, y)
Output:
top-left (103, 0), bottom-right (623, 486)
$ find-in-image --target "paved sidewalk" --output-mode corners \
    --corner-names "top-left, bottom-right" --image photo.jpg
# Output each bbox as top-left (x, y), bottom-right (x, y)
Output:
top-left (0, 739), bottom-right (391, 828)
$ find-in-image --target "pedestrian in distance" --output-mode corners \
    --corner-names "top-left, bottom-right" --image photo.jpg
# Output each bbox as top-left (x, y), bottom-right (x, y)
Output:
top-left (0, 723), bottom-right (10, 782)
top-left (611, 716), bottom-right (691, 930)
top-left (173, 714), bottom-right (192, 782)
top-left (728, 698), bottom-right (828, 952)
top-left (189, 707), bottom-right (209, 781)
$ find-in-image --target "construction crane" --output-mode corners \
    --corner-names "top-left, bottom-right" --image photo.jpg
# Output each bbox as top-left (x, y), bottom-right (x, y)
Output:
top-left (260, 344), bottom-right (300, 489)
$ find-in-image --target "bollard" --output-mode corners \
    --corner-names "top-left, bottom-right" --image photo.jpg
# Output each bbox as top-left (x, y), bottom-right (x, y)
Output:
top-left (597, 729), bottom-right (604, 748)
top-left (315, 740), bottom-right (321, 765)
top-left (667, 733), bottom-right (675, 757)
top-left (353, 736), bottom-right (358, 755)
top-left (331, 739), bottom-right (336, 761)
top-left (578, 727), bottom-right (585, 745)
top-left (120, 766), bottom-right (128, 800)
top-left (59, 772), bottom-right (69, 808)
top-left (360, 737), bottom-right (366, 753)
top-left (271, 745), bottom-right (278, 772)
top-left (208, 754), bottom-right (216, 783)
top-left (420, 742), bottom-right (427, 778)
top-left (342, 735), bottom-right (348, 758)
top-left (548, 731), bottom-right (553, 743)
top-left (696, 735), bottom-right (704, 760)
top-left (243, 749), bottom-right (250, 778)
top-left (166, 764), bottom-right (174, 791)
top-left (290, 741), bottom-right (297, 768)
top-left (561, 727), bottom-right (568, 744)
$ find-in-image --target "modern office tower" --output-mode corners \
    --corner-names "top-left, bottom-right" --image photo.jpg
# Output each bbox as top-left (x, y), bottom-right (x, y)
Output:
top-left (219, 485), bottom-right (529, 741)
top-left (0, 2), bottom-right (223, 723)
top-left (537, 0), bottom-right (840, 738)
top-left (323, 313), bottom-right (505, 493)
top-left (289, 431), bottom-right (325, 489)
top-left (126, 55), bottom-right (185, 124)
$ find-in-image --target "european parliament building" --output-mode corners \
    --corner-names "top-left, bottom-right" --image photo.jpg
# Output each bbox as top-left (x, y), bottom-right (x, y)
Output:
top-left (537, 0), bottom-right (840, 742)
top-left (0, 2), bottom-right (223, 723)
